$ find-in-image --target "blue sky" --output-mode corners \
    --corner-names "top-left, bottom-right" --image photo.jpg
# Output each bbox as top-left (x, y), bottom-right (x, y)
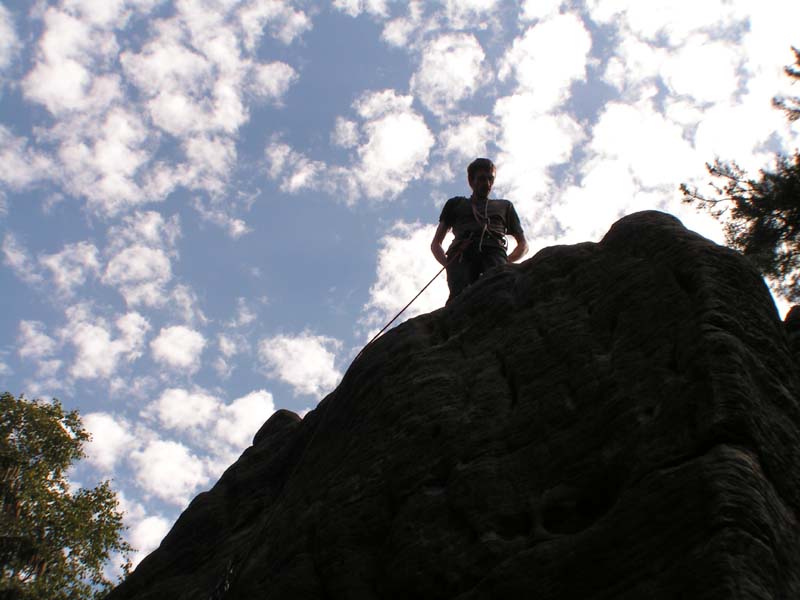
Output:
top-left (1, 0), bottom-right (799, 569)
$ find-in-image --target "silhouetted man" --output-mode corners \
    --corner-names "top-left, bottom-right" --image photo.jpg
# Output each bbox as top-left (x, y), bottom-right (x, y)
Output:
top-left (431, 158), bottom-right (528, 304)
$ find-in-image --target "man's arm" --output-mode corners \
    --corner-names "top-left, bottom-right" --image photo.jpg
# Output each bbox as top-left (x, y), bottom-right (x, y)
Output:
top-left (430, 221), bottom-right (449, 267)
top-left (507, 232), bottom-right (529, 263)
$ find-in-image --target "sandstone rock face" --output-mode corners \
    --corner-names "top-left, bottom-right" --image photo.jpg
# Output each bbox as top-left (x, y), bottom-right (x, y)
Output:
top-left (108, 211), bottom-right (800, 600)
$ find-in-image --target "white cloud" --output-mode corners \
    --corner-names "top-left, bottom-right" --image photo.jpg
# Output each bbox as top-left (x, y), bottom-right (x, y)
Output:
top-left (227, 297), bottom-right (257, 328)
top-left (439, 116), bottom-right (497, 161)
top-left (410, 33), bottom-right (486, 118)
top-left (109, 211), bottom-right (181, 253)
top-left (442, 0), bottom-right (499, 29)
top-left (58, 307), bottom-right (149, 380)
top-left (103, 245), bottom-right (173, 307)
top-left (148, 387), bottom-right (221, 431)
top-left (249, 61), bottom-right (298, 102)
top-left (521, 0), bottom-right (562, 21)
top-left (214, 390), bottom-right (275, 448)
top-left (62, 308), bottom-right (150, 380)
top-left (0, 5), bottom-right (20, 73)
top-left (238, 0), bottom-right (312, 47)
top-left (361, 221), bottom-right (449, 334)
top-left (131, 439), bottom-right (209, 506)
top-left (493, 95), bottom-right (584, 217)
top-left (0, 360), bottom-right (12, 377)
top-left (258, 332), bottom-right (342, 398)
top-left (17, 321), bottom-right (57, 360)
top-left (661, 37), bottom-right (742, 105)
top-left (333, 0), bottom-right (389, 18)
top-left (267, 89), bottom-right (435, 202)
top-left (57, 106), bottom-right (153, 215)
top-left (355, 91), bottom-right (436, 199)
top-left (83, 412), bottom-right (137, 471)
top-left (0, 126), bottom-right (52, 191)
top-left (150, 325), bottom-right (206, 373)
top-left (192, 198), bottom-right (252, 238)
top-left (498, 13), bottom-right (592, 112)
top-left (128, 514), bottom-right (170, 566)
top-left (265, 141), bottom-right (327, 194)
top-left (586, 0), bottom-right (746, 46)
top-left (39, 241), bottom-right (101, 295)
top-left (332, 117), bottom-right (359, 148)
top-left (22, 7), bottom-right (118, 115)
top-left (2, 234), bottom-right (45, 286)
top-left (170, 284), bottom-right (208, 325)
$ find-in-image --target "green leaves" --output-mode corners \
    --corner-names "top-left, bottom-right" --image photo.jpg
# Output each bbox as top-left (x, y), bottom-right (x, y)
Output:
top-left (0, 392), bottom-right (132, 600)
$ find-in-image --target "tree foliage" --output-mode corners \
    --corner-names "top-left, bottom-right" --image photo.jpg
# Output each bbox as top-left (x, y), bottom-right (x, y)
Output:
top-left (0, 392), bottom-right (131, 600)
top-left (681, 47), bottom-right (800, 303)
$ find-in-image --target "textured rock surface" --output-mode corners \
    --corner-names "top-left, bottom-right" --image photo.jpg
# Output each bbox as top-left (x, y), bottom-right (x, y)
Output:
top-left (108, 211), bottom-right (800, 600)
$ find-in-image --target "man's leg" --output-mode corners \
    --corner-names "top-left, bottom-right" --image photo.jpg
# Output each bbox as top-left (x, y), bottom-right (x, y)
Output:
top-left (445, 251), bottom-right (481, 304)
top-left (479, 246), bottom-right (508, 275)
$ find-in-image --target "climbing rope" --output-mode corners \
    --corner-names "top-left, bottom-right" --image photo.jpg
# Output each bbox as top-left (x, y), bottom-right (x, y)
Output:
top-left (209, 241), bottom-right (471, 599)
top-left (354, 237), bottom-right (472, 361)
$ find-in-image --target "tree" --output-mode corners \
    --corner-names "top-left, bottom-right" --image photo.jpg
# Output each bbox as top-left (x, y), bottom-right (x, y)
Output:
top-left (0, 392), bottom-right (131, 600)
top-left (681, 47), bottom-right (800, 304)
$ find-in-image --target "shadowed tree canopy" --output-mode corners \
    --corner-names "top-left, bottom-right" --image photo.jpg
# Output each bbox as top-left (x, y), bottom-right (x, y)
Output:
top-left (682, 46), bottom-right (800, 303)
top-left (0, 392), bottom-right (131, 600)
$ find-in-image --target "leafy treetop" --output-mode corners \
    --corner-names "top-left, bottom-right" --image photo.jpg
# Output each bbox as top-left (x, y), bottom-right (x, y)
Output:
top-left (0, 392), bottom-right (132, 600)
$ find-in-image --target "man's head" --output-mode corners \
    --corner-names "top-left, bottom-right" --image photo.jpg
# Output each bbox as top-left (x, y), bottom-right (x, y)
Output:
top-left (467, 157), bottom-right (496, 200)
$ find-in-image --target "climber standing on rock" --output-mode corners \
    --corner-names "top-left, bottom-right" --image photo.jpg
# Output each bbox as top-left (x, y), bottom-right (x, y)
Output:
top-left (431, 158), bottom-right (529, 304)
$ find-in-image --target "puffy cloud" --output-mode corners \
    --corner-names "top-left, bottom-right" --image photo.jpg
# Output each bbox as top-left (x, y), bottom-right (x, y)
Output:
top-left (410, 33), bottom-right (486, 117)
top-left (258, 332), bottom-right (342, 398)
top-left (148, 388), bottom-right (221, 431)
top-left (150, 325), bottom-right (206, 373)
top-left (109, 211), bottom-right (181, 252)
top-left (213, 389), bottom-right (275, 448)
top-left (103, 245), bottom-right (172, 307)
top-left (57, 107), bottom-right (152, 215)
top-left (0, 126), bottom-right (52, 191)
top-left (226, 297), bottom-right (257, 328)
top-left (265, 141), bottom-right (327, 194)
top-left (237, 0), bottom-right (312, 47)
top-left (520, 0), bottom-right (562, 21)
top-left (83, 412), bottom-right (137, 472)
top-left (128, 514), bottom-right (170, 566)
top-left (249, 61), bottom-right (298, 102)
top-left (169, 284), bottom-right (208, 325)
top-left (442, 0), bottom-right (499, 29)
top-left (130, 439), bottom-right (209, 506)
top-left (192, 198), bottom-right (252, 238)
top-left (333, 0), bottom-right (389, 18)
top-left (332, 117), bottom-right (359, 148)
top-left (585, 0), bottom-right (747, 46)
top-left (61, 307), bottom-right (150, 380)
top-left (21, 7), bottom-right (119, 115)
top-left (498, 13), bottom-right (592, 112)
top-left (431, 116), bottom-right (498, 182)
top-left (354, 90), bottom-right (436, 199)
top-left (266, 89), bottom-right (435, 202)
top-left (2, 234), bottom-right (45, 286)
top-left (493, 95), bottom-right (584, 218)
top-left (17, 321), bottom-right (57, 360)
top-left (0, 5), bottom-right (19, 72)
top-left (660, 37), bottom-right (742, 105)
top-left (361, 222), bottom-right (449, 334)
top-left (39, 241), bottom-right (101, 295)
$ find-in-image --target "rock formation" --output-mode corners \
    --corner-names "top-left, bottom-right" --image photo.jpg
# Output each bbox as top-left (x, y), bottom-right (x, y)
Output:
top-left (108, 211), bottom-right (800, 600)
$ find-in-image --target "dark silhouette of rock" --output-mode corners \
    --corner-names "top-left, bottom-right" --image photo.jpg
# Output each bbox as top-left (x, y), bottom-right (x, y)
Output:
top-left (108, 211), bottom-right (800, 600)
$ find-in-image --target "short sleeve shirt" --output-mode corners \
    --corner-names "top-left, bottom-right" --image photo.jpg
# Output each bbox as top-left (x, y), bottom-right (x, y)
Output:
top-left (439, 196), bottom-right (524, 249)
